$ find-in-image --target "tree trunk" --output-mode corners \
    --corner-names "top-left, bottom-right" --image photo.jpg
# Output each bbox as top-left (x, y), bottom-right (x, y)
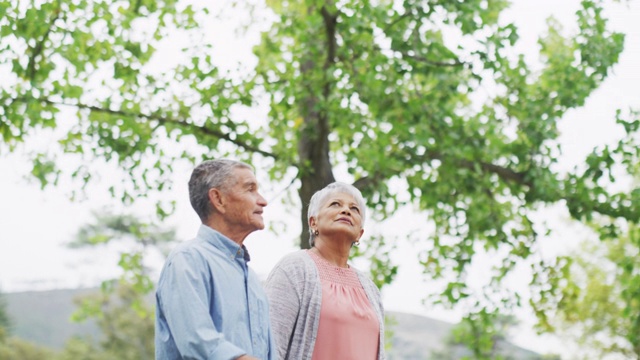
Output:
top-left (296, 4), bottom-right (337, 249)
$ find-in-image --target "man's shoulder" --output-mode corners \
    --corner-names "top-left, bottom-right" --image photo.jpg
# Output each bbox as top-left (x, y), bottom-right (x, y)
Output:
top-left (168, 237), bottom-right (197, 253)
top-left (165, 237), bottom-right (216, 262)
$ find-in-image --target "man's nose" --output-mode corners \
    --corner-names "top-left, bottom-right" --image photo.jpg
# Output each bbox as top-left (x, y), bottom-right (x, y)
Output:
top-left (257, 193), bottom-right (268, 206)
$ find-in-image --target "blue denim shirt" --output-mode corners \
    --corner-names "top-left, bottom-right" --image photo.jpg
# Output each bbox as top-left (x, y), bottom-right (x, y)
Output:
top-left (155, 225), bottom-right (275, 360)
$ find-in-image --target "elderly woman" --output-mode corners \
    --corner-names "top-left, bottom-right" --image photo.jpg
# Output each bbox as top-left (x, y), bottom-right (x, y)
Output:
top-left (265, 182), bottom-right (385, 360)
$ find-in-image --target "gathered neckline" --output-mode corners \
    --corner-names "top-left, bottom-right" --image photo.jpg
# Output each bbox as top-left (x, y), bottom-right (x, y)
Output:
top-left (307, 250), bottom-right (362, 287)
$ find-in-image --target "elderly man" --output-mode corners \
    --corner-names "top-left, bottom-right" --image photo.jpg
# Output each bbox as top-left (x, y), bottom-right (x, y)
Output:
top-left (155, 159), bottom-right (275, 360)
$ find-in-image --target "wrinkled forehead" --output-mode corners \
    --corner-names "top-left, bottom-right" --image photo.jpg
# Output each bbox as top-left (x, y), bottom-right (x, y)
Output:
top-left (320, 191), bottom-right (358, 205)
top-left (227, 167), bottom-right (257, 187)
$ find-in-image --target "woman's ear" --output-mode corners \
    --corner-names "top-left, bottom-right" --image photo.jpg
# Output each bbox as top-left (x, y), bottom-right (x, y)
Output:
top-left (309, 216), bottom-right (317, 229)
top-left (208, 188), bottom-right (226, 213)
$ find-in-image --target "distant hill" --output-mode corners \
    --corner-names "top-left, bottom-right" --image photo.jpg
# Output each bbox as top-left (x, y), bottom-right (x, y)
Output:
top-left (4, 288), bottom-right (100, 349)
top-left (5, 288), bottom-right (551, 359)
top-left (385, 312), bottom-right (549, 359)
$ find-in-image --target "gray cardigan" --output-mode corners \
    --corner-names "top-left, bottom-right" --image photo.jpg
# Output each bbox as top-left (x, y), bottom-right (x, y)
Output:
top-left (264, 250), bottom-right (386, 360)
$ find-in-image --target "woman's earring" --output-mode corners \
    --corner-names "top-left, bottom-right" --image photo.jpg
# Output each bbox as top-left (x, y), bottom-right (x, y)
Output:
top-left (353, 241), bottom-right (360, 247)
top-left (314, 229), bottom-right (319, 236)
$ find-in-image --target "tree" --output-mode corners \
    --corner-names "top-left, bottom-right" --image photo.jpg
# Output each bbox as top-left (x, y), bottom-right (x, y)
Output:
top-left (55, 337), bottom-right (109, 360)
top-left (62, 211), bottom-right (175, 360)
top-left (68, 210), bottom-right (174, 328)
top-left (0, 337), bottom-right (56, 360)
top-left (0, 289), bottom-right (10, 342)
top-left (0, 212), bottom-right (174, 360)
top-left (2, 0), bottom-right (639, 356)
top-left (534, 222), bottom-right (640, 359)
top-left (0, 293), bottom-right (55, 360)
top-left (429, 313), bottom-right (561, 360)
top-left (0, 296), bottom-right (60, 360)
top-left (62, 282), bottom-right (155, 360)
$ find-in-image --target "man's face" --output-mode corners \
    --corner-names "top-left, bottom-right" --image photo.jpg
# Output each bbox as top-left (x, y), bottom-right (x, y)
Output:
top-left (220, 167), bottom-right (268, 233)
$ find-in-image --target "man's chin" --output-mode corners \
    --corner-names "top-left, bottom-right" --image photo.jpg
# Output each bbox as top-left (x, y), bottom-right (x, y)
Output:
top-left (253, 221), bottom-right (265, 231)
top-left (252, 215), bottom-right (265, 229)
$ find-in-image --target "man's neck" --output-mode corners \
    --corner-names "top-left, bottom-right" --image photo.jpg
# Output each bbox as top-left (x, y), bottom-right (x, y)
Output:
top-left (205, 219), bottom-right (249, 246)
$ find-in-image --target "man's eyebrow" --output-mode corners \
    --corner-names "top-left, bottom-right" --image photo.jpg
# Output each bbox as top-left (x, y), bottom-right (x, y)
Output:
top-left (243, 180), bottom-right (258, 188)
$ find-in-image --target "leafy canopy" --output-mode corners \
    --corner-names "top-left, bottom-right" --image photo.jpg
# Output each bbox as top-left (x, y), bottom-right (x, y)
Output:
top-left (536, 221), bottom-right (640, 358)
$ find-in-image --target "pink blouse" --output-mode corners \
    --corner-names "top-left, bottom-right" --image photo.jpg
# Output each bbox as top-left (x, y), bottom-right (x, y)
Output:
top-left (308, 250), bottom-right (380, 360)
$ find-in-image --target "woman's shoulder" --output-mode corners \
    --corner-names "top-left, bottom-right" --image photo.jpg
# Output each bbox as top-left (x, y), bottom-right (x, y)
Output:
top-left (267, 250), bottom-right (319, 286)
top-left (273, 249), bottom-right (314, 270)
top-left (352, 267), bottom-right (380, 290)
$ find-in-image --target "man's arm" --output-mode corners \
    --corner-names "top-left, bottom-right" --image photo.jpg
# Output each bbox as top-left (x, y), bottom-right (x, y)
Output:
top-left (157, 250), bottom-right (247, 360)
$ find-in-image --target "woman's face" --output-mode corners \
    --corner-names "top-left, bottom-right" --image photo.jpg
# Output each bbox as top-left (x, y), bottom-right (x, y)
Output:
top-left (311, 192), bottom-right (364, 243)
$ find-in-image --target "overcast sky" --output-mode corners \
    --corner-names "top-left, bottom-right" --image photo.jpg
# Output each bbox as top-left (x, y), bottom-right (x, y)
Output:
top-left (1, 0), bottom-right (639, 357)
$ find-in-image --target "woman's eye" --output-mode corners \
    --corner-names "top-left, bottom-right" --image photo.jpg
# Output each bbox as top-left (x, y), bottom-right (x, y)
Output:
top-left (330, 201), bottom-right (339, 206)
top-left (351, 206), bottom-right (360, 213)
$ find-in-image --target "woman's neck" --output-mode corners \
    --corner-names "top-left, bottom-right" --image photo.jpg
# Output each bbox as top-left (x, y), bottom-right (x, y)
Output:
top-left (311, 240), bottom-right (350, 268)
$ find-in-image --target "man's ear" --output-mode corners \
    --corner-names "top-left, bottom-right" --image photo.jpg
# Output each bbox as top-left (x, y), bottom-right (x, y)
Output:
top-left (209, 188), bottom-right (225, 213)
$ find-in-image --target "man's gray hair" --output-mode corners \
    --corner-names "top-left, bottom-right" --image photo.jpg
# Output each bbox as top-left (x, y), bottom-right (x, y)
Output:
top-left (307, 182), bottom-right (367, 247)
top-left (189, 159), bottom-right (253, 222)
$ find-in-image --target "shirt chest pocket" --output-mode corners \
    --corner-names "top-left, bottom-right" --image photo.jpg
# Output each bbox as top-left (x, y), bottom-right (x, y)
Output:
top-left (247, 283), bottom-right (268, 342)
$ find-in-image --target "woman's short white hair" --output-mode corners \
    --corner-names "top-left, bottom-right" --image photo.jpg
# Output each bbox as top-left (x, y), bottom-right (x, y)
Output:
top-left (307, 182), bottom-right (367, 247)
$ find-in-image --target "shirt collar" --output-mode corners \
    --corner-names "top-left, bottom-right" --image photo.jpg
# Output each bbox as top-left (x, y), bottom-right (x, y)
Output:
top-left (198, 224), bottom-right (251, 262)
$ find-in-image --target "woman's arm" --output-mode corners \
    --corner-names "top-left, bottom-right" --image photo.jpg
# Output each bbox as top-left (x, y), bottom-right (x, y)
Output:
top-left (265, 263), bottom-right (301, 359)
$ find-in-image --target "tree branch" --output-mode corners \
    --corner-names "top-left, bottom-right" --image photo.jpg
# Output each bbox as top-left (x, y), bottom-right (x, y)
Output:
top-left (321, 5), bottom-right (338, 124)
top-left (16, 96), bottom-right (280, 160)
top-left (418, 149), bottom-right (531, 187)
top-left (401, 52), bottom-right (466, 67)
top-left (321, 6), bottom-right (338, 69)
top-left (27, 7), bottom-right (61, 81)
top-left (352, 173), bottom-right (385, 192)
top-left (383, 10), bottom-right (413, 33)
